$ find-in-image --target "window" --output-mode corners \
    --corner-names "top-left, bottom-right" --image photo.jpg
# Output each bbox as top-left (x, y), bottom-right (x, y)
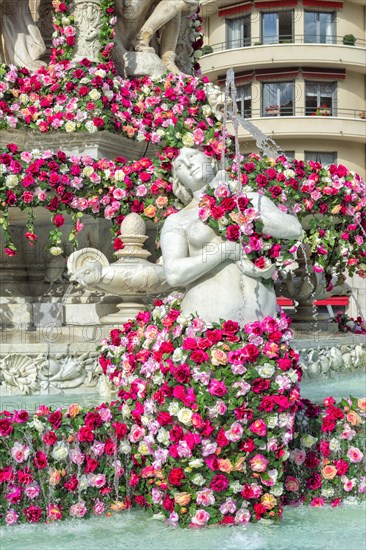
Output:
top-left (283, 150), bottom-right (295, 160)
top-left (226, 16), bottom-right (251, 49)
top-left (235, 85), bottom-right (252, 118)
top-left (261, 11), bottom-right (293, 44)
top-left (305, 81), bottom-right (337, 116)
top-left (304, 11), bottom-right (336, 44)
top-left (262, 82), bottom-right (294, 116)
top-left (305, 151), bottom-right (337, 165)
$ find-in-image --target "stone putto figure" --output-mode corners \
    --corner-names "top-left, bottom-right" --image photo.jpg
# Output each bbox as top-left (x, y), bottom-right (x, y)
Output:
top-left (161, 147), bottom-right (303, 325)
top-left (0, 0), bottom-right (46, 71)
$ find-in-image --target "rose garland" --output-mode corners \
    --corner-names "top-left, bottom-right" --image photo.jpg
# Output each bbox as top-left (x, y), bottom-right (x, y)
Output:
top-left (199, 154), bottom-right (366, 281)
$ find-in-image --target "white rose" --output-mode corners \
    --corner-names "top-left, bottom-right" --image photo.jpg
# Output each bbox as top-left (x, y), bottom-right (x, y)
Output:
top-left (177, 408), bottom-right (193, 426)
top-left (19, 94), bottom-right (29, 104)
top-left (329, 438), bottom-right (341, 452)
top-left (79, 475), bottom-right (89, 491)
top-left (300, 434), bottom-right (317, 448)
top-left (257, 363), bottom-right (275, 378)
top-left (65, 121), bottom-right (76, 133)
top-left (152, 371), bottom-right (164, 385)
top-left (31, 418), bottom-right (45, 433)
top-left (271, 484), bottom-right (284, 497)
top-left (168, 402), bottom-right (180, 416)
top-left (230, 481), bottom-right (244, 493)
top-left (138, 441), bottom-right (150, 455)
top-left (49, 246), bottom-right (63, 256)
top-left (52, 442), bottom-right (69, 461)
top-left (156, 128), bottom-right (165, 137)
top-left (119, 441), bottom-right (132, 454)
top-left (85, 120), bottom-right (98, 133)
top-left (114, 169), bottom-right (125, 182)
top-left (141, 415), bottom-right (150, 426)
top-left (267, 415), bottom-right (278, 429)
top-left (0, 164), bottom-right (7, 174)
top-left (191, 474), bottom-right (206, 486)
top-left (182, 133), bottom-right (194, 147)
top-left (95, 69), bottom-right (106, 78)
top-left (321, 487), bottom-right (335, 498)
top-left (172, 348), bottom-right (185, 362)
top-left (5, 175), bottom-right (18, 188)
top-left (89, 89), bottom-right (101, 100)
top-left (202, 105), bottom-right (212, 117)
top-left (189, 458), bottom-right (204, 469)
top-left (283, 169), bottom-right (295, 178)
top-left (121, 404), bottom-right (131, 418)
top-left (82, 166), bottom-right (94, 177)
top-left (157, 428), bottom-right (170, 446)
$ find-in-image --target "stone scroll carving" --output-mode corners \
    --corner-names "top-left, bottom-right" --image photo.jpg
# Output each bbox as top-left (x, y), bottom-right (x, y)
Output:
top-left (0, 0), bottom-right (46, 71)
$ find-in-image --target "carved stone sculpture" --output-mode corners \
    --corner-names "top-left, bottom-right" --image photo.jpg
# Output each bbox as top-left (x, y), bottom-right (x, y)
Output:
top-left (73, 0), bottom-right (102, 62)
top-left (67, 213), bottom-right (170, 323)
top-left (0, 0), bottom-right (46, 71)
top-left (160, 147), bottom-right (302, 325)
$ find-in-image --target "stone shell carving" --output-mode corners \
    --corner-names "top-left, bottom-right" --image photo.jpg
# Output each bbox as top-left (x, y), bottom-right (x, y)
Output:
top-left (0, 353), bottom-right (47, 395)
top-left (299, 342), bottom-right (366, 378)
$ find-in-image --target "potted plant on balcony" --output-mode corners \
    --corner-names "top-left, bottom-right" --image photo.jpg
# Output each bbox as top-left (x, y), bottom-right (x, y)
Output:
top-left (342, 34), bottom-right (356, 46)
top-left (359, 111), bottom-right (366, 119)
top-left (265, 105), bottom-right (280, 116)
top-left (315, 105), bottom-right (331, 116)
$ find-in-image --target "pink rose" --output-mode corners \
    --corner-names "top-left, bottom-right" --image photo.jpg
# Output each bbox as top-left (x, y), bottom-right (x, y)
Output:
top-left (347, 446), bottom-right (364, 463)
top-left (191, 509), bottom-right (210, 527)
top-left (250, 454), bottom-right (269, 473)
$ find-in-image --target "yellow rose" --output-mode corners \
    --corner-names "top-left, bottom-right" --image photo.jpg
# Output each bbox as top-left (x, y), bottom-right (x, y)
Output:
top-left (233, 456), bottom-right (245, 471)
top-left (174, 492), bottom-right (192, 506)
top-left (321, 465), bottom-right (337, 480)
top-left (144, 205), bottom-right (157, 218)
top-left (261, 493), bottom-right (277, 510)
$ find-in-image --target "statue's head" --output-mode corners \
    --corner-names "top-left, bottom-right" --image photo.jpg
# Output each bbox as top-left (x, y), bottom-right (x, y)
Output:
top-left (172, 147), bottom-right (217, 204)
top-left (71, 260), bottom-right (102, 287)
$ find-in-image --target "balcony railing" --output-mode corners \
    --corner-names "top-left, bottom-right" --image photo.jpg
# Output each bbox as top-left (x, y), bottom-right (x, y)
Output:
top-left (202, 35), bottom-right (366, 55)
top-left (236, 107), bottom-right (366, 119)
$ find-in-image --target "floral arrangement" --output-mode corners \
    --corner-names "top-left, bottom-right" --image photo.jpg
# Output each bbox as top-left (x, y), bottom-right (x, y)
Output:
top-left (189, 7), bottom-right (204, 76)
top-left (284, 396), bottom-right (366, 507)
top-left (50, 0), bottom-right (75, 63)
top-left (199, 154), bottom-right (366, 282)
top-left (265, 105), bottom-right (280, 115)
top-left (333, 312), bottom-right (366, 334)
top-left (312, 105), bottom-right (331, 117)
top-left (0, 400), bottom-right (131, 525)
top-left (0, 144), bottom-right (176, 255)
top-left (97, 293), bottom-right (302, 527)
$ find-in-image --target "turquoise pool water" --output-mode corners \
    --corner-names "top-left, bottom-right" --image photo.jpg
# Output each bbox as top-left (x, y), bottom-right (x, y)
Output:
top-left (300, 370), bottom-right (366, 402)
top-left (1, 503), bottom-right (365, 550)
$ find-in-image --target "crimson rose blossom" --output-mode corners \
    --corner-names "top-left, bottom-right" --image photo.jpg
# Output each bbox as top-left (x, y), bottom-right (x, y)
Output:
top-left (210, 474), bottom-right (229, 492)
top-left (168, 468), bottom-right (185, 486)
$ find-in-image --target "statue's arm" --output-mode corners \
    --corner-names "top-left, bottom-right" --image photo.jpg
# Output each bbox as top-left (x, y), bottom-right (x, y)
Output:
top-left (161, 220), bottom-right (239, 287)
top-left (249, 193), bottom-right (303, 240)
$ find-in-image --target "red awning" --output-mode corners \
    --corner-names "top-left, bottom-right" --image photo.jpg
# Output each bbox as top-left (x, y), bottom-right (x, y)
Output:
top-left (255, 67), bottom-right (300, 80)
top-left (218, 2), bottom-right (252, 17)
top-left (302, 67), bottom-right (346, 80)
top-left (218, 70), bottom-right (255, 85)
top-left (302, 0), bottom-right (343, 8)
top-left (254, 0), bottom-right (298, 8)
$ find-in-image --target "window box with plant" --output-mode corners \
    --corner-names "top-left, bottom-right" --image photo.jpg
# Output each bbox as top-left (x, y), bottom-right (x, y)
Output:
top-left (265, 105), bottom-right (280, 116)
top-left (313, 105), bottom-right (331, 116)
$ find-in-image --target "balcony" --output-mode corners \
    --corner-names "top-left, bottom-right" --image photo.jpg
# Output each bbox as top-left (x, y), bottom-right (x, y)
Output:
top-left (230, 109), bottom-right (366, 143)
top-left (200, 36), bottom-right (366, 79)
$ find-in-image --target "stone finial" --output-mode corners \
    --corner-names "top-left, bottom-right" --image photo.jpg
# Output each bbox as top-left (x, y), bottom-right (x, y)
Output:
top-left (116, 213), bottom-right (150, 260)
top-left (120, 212), bottom-right (146, 237)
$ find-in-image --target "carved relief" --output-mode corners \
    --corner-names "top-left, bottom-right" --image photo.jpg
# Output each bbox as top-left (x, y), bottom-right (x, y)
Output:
top-left (73, 0), bottom-right (103, 62)
top-left (299, 342), bottom-right (366, 378)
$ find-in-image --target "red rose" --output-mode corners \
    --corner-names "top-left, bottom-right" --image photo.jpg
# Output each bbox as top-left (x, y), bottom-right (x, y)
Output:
top-left (206, 329), bottom-right (223, 343)
top-left (242, 343), bottom-right (259, 363)
top-left (169, 425), bottom-right (184, 443)
top-left (205, 455), bottom-right (219, 470)
top-left (319, 440), bottom-right (331, 457)
top-left (113, 422), bottom-right (127, 439)
top-left (34, 451), bottom-right (48, 469)
top-left (77, 426), bottom-right (94, 442)
top-left (220, 516), bottom-right (235, 524)
top-left (321, 416), bottom-right (336, 433)
top-left (168, 468), bottom-right (185, 486)
top-left (251, 378), bottom-right (271, 394)
top-left (220, 197), bottom-right (236, 212)
top-left (134, 495), bottom-right (147, 507)
top-left (190, 350), bottom-right (209, 364)
top-left (173, 364), bottom-right (191, 383)
top-left (53, 214), bottom-right (65, 227)
top-left (48, 411), bottom-right (62, 430)
top-left (255, 257), bottom-right (266, 269)
top-left (210, 474), bottom-right (229, 492)
top-left (305, 452), bottom-right (320, 470)
top-left (0, 418), bottom-right (13, 436)
top-left (240, 438), bottom-right (256, 453)
top-left (85, 412), bottom-right (103, 429)
top-left (182, 338), bottom-right (197, 350)
top-left (216, 429), bottom-right (229, 447)
top-left (306, 473), bottom-right (322, 490)
top-left (222, 320), bottom-right (239, 336)
top-left (129, 473), bottom-right (140, 488)
top-left (258, 396), bottom-right (274, 412)
top-left (226, 224), bottom-right (240, 241)
top-left (104, 438), bottom-right (117, 455)
top-left (253, 502), bottom-right (267, 520)
top-left (23, 505), bottom-right (42, 523)
top-left (64, 475), bottom-right (78, 492)
top-left (157, 411), bottom-right (173, 426)
top-left (85, 456), bottom-right (98, 474)
top-left (334, 459), bottom-right (349, 476)
top-left (43, 431), bottom-right (57, 446)
top-left (17, 469), bottom-right (32, 485)
top-left (162, 495), bottom-right (174, 512)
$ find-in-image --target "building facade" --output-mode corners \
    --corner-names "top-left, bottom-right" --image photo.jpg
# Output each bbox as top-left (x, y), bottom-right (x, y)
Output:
top-left (200, 0), bottom-right (366, 178)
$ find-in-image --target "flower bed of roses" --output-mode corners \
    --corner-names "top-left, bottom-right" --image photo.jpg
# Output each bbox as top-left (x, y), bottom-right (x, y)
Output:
top-left (333, 312), bottom-right (366, 335)
top-left (284, 396), bottom-right (366, 507)
top-left (0, 293), bottom-right (303, 527)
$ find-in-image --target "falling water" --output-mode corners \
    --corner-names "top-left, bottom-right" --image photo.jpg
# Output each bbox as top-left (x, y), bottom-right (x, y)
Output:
top-left (53, 283), bottom-right (75, 326)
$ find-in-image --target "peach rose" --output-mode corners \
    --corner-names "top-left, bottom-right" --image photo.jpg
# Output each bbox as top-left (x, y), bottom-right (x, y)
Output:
top-left (218, 458), bottom-right (233, 473)
top-left (155, 196), bottom-right (168, 209)
top-left (357, 398), bottom-right (366, 411)
top-left (346, 411), bottom-right (362, 426)
top-left (211, 348), bottom-right (228, 366)
top-left (144, 205), bottom-right (157, 218)
top-left (67, 403), bottom-right (81, 418)
top-left (49, 469), bottom-right (62, 486)
top-left (174, 492), bottom-right (192, 506)
top-left (110, 501), bottom-right (126, 511)
top-left (285, 476), bottom-right (300, 493)
top-left (261, 493), bottom-right (277, 510)
top-left (233, 457), bottom-right (245, 471)
top-left (322, 464), bottom-right (337, 480)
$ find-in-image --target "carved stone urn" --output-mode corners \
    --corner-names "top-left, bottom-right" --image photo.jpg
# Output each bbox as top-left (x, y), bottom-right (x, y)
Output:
top-left (67, 213), bottom-right (170, 324)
